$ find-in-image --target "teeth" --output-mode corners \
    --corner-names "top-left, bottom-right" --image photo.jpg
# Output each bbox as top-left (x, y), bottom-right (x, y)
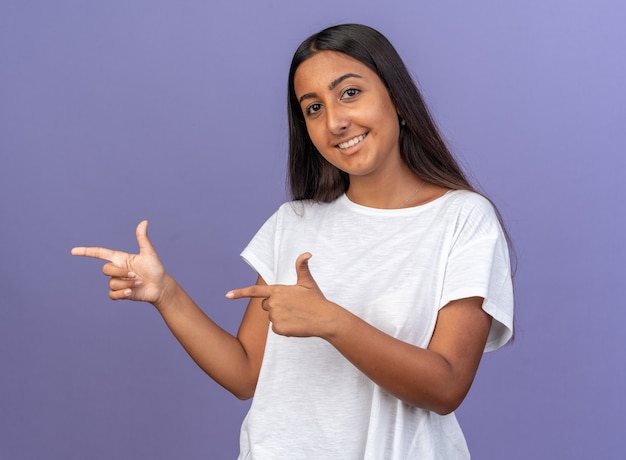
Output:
top-left (338, 134), bottom-right (366, 149)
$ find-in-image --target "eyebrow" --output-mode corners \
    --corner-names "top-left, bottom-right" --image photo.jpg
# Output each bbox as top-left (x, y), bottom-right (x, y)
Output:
top-left (298, 73), bottom-right (363, 104)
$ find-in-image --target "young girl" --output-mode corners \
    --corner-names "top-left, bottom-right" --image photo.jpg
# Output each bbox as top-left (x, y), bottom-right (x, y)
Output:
top-left (72, 24), bottom-right (514, 459)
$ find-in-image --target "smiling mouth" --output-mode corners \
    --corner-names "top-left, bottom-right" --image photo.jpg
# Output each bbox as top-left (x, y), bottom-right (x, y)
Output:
top-left (337, 133), bottom-right (368, 150)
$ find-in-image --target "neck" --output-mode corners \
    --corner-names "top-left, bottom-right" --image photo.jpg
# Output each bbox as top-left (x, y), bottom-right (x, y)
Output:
top-left (346, 169), bottom-right (424, 209)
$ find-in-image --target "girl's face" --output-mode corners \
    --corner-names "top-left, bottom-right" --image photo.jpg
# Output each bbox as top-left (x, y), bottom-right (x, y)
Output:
top-left (293, 51), bottom-right (402, 181)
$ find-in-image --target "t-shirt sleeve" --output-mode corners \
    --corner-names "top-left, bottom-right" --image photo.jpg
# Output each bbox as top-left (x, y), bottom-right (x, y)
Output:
top-left (240, 206), bottom-right (282, 285)
top-left (439, 195), bottom-right (514, 351)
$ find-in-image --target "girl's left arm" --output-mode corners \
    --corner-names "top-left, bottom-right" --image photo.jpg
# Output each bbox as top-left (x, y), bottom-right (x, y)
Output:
top-left (326, 295), bottom-right (491, 415)
top-left (227, 252), bottom-right (492, 414)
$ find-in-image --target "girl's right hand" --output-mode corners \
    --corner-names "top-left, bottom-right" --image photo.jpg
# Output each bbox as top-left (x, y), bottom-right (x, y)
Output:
top-left (71, 220), bottom-right (170, 306)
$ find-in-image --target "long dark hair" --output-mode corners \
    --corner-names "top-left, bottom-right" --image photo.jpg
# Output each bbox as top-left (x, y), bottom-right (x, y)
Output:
top-left (287, 23), bottom-right (473, 202)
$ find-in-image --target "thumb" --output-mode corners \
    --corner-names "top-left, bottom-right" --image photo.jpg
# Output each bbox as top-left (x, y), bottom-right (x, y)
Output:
top-left (295, 252), bottom-right (315, 287)
top-left (136, 220), bottom-right (157, 255)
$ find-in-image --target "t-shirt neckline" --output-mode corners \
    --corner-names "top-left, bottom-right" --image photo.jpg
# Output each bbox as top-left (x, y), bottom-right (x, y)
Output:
top-left (338, 189), bottom-right (458, 216)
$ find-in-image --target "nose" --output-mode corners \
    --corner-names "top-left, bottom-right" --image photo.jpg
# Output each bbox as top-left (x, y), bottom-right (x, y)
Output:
top-left (326, 104), bottom-right (351, 135)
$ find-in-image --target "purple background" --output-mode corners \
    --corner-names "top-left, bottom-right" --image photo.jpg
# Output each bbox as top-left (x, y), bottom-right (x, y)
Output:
top-left (1, 1), bottom-right (624, 459)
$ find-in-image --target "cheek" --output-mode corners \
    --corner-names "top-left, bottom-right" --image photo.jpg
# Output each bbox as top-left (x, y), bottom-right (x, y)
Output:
top-left (305, 122), bottom-right (326, 151)
top-left (378, 105), bottom-right (401, 142)
top-left (305, 125), bottom-right (341, 165)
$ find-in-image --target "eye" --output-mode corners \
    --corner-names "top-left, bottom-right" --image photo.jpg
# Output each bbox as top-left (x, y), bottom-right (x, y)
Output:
top-left (306, 103), bottom-right (322, 116)
top-left (341, 87), bottom-right (360, 100)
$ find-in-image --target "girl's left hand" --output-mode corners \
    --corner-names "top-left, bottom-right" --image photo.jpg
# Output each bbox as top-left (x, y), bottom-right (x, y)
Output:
top-left (226, 253), bottom-right (340, 338)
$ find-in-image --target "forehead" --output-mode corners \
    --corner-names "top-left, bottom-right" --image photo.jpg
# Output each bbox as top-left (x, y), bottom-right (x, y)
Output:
top-left (293, 51), bottom-right (377, 93)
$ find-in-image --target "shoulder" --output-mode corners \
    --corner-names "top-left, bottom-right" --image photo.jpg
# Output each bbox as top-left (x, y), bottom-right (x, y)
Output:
top-left (274, 197), bottom-right (343, 219)
top-left (445, 189), bottom-right (494, 208)
top-left (435, 191), bottom-right (504, 240)
top-left (442, 190), bottom-right (498, 219)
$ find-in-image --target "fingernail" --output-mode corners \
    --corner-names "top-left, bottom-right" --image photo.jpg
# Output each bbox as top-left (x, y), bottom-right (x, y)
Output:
top-left (124, 289), bottom-right (132, 297)
top-left (225, 291), bottom-right (234, 299)
top-left (128, 271), bottom-right (136, 278)
top-left (134, 280), bottom-right (143, 287)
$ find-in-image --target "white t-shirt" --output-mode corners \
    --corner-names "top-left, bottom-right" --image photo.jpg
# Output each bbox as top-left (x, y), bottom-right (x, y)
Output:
top-left (238, 190), bottom-right (514, 460)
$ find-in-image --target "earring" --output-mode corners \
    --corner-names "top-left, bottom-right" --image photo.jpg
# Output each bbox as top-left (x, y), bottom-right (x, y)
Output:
top-left (400, 118), bottom-right (406, 126)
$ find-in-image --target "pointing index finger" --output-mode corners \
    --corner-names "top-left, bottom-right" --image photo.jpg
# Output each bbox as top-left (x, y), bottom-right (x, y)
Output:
top-left (225, 285), bottom-right (271, 300)
top-left (70, 246), bottom-right (119, 262)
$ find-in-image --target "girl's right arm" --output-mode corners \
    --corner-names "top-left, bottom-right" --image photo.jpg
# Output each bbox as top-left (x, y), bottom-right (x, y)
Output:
top-left (71, 220), bottom-right (269, 400)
